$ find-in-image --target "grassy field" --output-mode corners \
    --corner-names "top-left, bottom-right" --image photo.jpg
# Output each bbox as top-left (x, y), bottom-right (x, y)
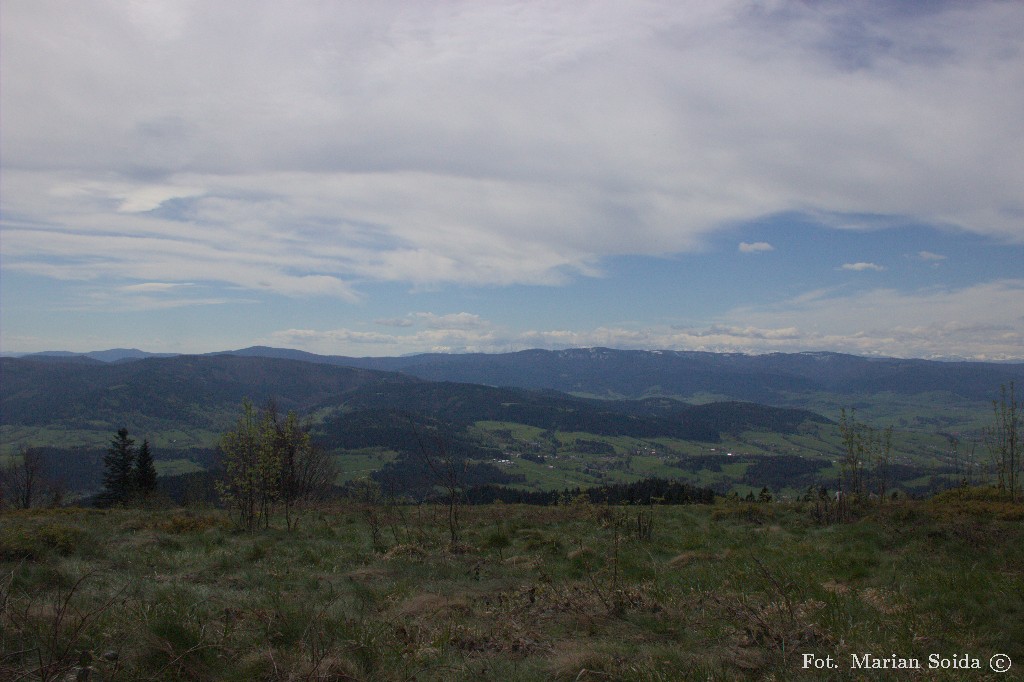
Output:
top-left (776, 392), bottom-right (994, 434)
top-left (468, 418), bottom-right (972, 498)
top-left (334, 449), bottom-right (400, 483)
top-left (2, 491), bottom-right (1021, 681)
top-left (153, 459), bottom-right (205, 477)
top-left (0, 425), bottom-right (224, 457)
top-left (3, 416), bottom-right (975, 505)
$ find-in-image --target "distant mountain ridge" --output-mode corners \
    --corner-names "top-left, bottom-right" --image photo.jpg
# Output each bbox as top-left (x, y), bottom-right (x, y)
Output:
top-left (269, 347), bottom-right (1024, 402)
top-left (12, 345), bottom-right (1024, 403)
top-left (18, 348), bottom-right (179, 363)
top-left (0, 354), bottom-right (414, 431)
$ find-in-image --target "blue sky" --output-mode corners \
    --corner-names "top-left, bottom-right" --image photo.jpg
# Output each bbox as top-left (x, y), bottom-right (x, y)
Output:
top-left (2, 1), bottom-right (1022, 360)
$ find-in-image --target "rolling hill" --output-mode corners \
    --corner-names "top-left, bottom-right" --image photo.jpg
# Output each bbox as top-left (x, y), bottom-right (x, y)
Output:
top-left (0, 354), bottom-right (414, 432)
top-left (0, 354), bottom-right (826, 442)
top-left (16, 346), bottom-right (1023, 404)
top-left (321, 347), bottom-right (1024, 403)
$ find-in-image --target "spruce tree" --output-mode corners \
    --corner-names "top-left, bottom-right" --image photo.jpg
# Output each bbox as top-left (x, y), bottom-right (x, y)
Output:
top-left (100, 428), bottom-right (136, 507)
top-left (135, 439), bottom-right (158, 499)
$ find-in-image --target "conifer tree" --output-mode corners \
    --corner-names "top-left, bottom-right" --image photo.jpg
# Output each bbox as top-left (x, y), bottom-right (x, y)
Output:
top-left (135, 439), bottom-right (158, 499)
top-left (100, 428), bottom-right (136, 507)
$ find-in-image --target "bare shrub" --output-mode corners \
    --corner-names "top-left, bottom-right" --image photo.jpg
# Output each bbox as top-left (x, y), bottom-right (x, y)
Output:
top-left (0, 570), bottom-right (123, 682)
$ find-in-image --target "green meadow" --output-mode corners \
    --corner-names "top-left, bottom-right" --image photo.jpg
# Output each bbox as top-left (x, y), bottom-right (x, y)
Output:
top-left (2, 489), bottom-right (1021, 681)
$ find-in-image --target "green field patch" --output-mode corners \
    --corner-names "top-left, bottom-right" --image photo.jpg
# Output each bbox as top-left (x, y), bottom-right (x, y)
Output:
top-left (471, 420), bottom-right (549, 442)
top-left (780, 390), bottom-right (992, 432)
top-left (719, 461), bottom-right (749, 477)
top-left (627, 455), bottom-right (675, 477)
top-left (154, 459), bottom-right (205, 476)
top-left (0, 424), bottom-right (221, 456)
top-left (647, 438), bottom-right (712, 456)
top-left (510, 455), bottom-right (595, 489)
top-left (332, 448), bottom-right (399, 483)
top-left (0, 426), bottom-right (112, 454)
top-left (554, 431), bottom-right (644, 454)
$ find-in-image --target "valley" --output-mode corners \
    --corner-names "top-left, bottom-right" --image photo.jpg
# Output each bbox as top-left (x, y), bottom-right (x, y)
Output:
top-left (2, 348), bottom-right (1020, 500)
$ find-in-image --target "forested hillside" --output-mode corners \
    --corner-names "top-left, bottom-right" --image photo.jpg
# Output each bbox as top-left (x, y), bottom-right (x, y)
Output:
top-left (0, 355), bottom-right (413, 431)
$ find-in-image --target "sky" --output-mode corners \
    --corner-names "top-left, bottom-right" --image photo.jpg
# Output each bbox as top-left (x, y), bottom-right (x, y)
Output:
top-left (1, 0), bottom-right (1023, 361)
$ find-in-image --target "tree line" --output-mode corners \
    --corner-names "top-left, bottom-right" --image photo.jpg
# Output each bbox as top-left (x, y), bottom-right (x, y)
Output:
top-left (455, 478), bottom-right (716, 506)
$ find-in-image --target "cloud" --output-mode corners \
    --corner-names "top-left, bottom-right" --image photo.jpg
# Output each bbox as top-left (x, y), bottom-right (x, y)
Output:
top-left (721, 279), bottom-right (1024, 360)
top-left (738, 241), bottom-right (774, 253)
top-left (118, 282), bottom-right (194, 293)
top-left (261, 280), bottom-right (1024, 360)
top-left (66, 281), bottom-right (246, 313)
top-left (916, 251), bottom-right (947, 261)
top-left (374, 317), bottom-right (415, 328)
top-left (265, 324), bottom-right (499, 356)
top-left (697, 325), bottom-right (801, 340)
top-left (2, 0), bottom-right (1023, 301)
top-left (841, 262), bottom-right (885, 272)
top-left (412, 312), bottom-right (489, 330)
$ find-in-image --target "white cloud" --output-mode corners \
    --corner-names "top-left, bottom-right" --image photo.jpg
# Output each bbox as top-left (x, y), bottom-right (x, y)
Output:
top-left (374, 317), bottom-right (415, 328)
top-left (118, 282), bottom-right (194, 293)
top-left (114, 184), bottom-right (205, 214)
top-left (265, 325), bottom-right (500, 356)
top-left (412, 312), bottom-right (489, 330)
top-left (841, 262), bottom-right (885, 272)
top-left (721, 279), bottom-right (1024, 360)
top-left (916, 251), bottom-right (947, 261)
top-left (2, 0), bottom-right (1023, 300)
top-left (738, 241), bottom-right (774, 253)
top-left (260, 280), bottom-right (1024, 360)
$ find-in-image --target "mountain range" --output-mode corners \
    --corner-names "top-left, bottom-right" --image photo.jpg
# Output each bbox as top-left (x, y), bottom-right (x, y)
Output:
top-left (13, 345), bottom-right (1024, 403)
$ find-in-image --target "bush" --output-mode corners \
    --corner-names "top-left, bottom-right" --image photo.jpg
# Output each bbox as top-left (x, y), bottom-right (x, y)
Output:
top-left (928, 485), bottom-right (1024, 521)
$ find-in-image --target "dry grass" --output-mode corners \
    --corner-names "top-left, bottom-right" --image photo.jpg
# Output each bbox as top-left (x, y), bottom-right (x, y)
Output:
top-left (546, 645), bottom-right (617, 681)
top-left (1, 499), bottom-right (1021, 681)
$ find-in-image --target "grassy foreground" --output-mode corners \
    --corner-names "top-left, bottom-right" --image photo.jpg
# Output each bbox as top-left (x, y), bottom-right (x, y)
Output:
top-left (1, 494), bottom-right (1022, 681)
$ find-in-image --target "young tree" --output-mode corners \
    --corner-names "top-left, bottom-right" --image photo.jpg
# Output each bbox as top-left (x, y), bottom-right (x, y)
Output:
top-left (276, 410), bottom-right (335, 530)
top-left (411, 420), bottom-right (464, 548)
top-left (985, 382), bottom-right (1021, 502)
top-left (1, 447), bottom-right (46, 509)
top-left (217, 400), bottom-right (332, 531)
top-left (217, 400), bottom-right (271, 531)
top-left (839, 410), bottom-right (894, 504)
top-left (948, 435), bottom-right (964, 489)
top-left (871, 425), bottom-right (894, 504)
top-left (838, 409), bottom-right (866, 499)
top-left (135, 439), bottom-right (158, 500)
top-left (99, 428), bottom-right (136, 507)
